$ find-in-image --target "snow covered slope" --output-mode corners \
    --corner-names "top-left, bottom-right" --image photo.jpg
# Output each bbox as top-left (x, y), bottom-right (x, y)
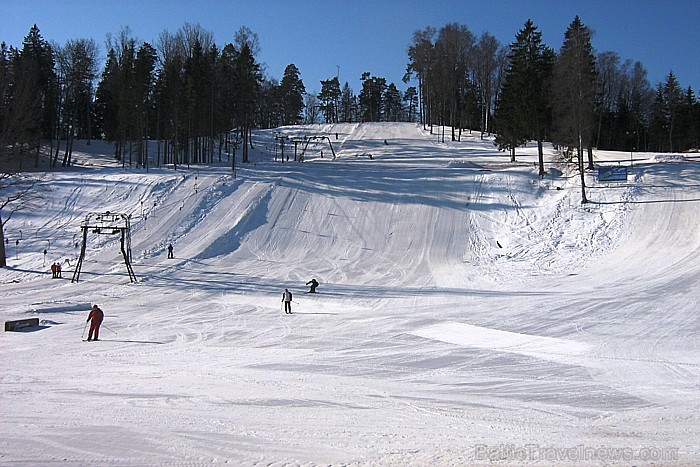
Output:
top-left (1, 123), bottom-right (698, 465)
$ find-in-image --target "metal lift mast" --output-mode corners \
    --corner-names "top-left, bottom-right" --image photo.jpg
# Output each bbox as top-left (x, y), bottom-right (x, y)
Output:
top-left (72, 212), bottom-right (136, 283)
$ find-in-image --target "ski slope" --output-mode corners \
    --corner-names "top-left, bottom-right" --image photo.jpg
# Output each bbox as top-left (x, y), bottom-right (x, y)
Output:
top-left (1, 123), bottom-right (699, 465)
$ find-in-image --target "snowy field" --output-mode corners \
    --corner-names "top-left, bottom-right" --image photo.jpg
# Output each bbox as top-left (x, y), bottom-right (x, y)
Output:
top-left (1, 123), bottom-right (699, 465)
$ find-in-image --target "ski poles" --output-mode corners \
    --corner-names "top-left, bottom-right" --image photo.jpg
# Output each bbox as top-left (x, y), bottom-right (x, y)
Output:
top-left (81, 320), bottom-right (88, 339)
top-left (101, 324), bottom-right (118, 335)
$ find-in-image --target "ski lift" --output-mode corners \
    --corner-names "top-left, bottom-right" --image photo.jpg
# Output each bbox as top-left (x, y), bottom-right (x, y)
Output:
top-left (73, 212), bottom-right (136, 283)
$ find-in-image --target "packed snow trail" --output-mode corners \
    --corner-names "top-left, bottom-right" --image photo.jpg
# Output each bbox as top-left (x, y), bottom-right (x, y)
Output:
top-left (1, 123), bottom-right (698, 465)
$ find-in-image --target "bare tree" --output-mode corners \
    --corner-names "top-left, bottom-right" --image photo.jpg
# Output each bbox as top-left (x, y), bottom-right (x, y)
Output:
top-left (175, 22), bottom-right (215, 59)
top-left (234, 26), bottom-right (260, 58)
top-left (594, 51), bottom-right (622, 149)
top-left (304, 93), bottom-right (320, 124)
top-left (54, 37), bottom-right (100, 166)
top-left (0, 173), bottom-right (44, 267)
top-left (434, 23), bottom-right (475, 141)
top-left (473, 32), bottom-right (504, 137)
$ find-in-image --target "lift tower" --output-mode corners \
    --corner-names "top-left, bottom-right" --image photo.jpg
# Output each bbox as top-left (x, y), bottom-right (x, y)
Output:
top-left (72, 211), bottom-right (136, 283)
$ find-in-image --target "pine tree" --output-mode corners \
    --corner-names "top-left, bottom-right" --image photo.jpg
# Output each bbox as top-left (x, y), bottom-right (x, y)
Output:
top-left (21, 25), bottom-right (56, 140)
top-left (359, 73), bottom-right (386, 122)
top-left (233, 42), bottom-right (261, 163)
top-left (279, 64), bottom-right (306, 125)
top-left (677, 87), bottom-right (697, 151)
top-left (214, 43), bottom-right (239, 161)
top-left (109, 30), bottom-right (137, 165)
top-left (133, 43), bottom-right (157, 166)
top-left (1, 43), bottom-right (42, 168)
top-left (339, 82), bottom-right (356, 122)
top-left (494, 19), bottom-right (554, 168)
top-left (257, 78), bottom-right (281, 129)
top-left (406, 27), bottom-right (436, 128)
top-left (552, 16), bottom-right (597, 203)
top-left (318, 76), bottom-right (341, 123)
top-left (0, 43), bottom-right (12, 154)
top-left (691, 88), bottom-right (700, 151)
top-left (14, 25), bottom-right (57, 167)
top-left (493, 73), bottom-right (528, 161)
top-left (94, 48), bottom-right (119, 143)
top-left (383, 83), bottom-right (403, 121)
top-left (403, 86), bottom-right (418, 122)
top-left (656, 72), bottom-right (684, 152)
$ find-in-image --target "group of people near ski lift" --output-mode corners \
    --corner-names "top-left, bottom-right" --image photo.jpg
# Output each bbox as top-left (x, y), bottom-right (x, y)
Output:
top-left (50, 262), bottom-right (62, 278)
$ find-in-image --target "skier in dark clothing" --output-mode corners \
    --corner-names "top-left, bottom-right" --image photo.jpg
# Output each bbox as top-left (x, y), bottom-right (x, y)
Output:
top-left (282, 289), bottom-right (293, 314)
top-left (86, 304), bottom-right (104, 341)
top-left (306, 278), bottom-right (319, 293)
top-left (167, 243), bottom-right (174, 259)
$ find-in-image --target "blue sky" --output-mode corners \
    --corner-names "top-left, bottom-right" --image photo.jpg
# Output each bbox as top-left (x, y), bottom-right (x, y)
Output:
top-left (2, 0), bottom-right (698, 94)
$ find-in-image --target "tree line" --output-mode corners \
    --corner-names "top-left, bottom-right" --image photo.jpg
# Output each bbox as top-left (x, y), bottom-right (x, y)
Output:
top-left (1, 24), bottom-right (267, 170)
top-left (1, 18), bottom-right (699, 174)
top-left (1, 23), bottom-right (422, 172)
top-left (406, 18), bottom-right (699, 155)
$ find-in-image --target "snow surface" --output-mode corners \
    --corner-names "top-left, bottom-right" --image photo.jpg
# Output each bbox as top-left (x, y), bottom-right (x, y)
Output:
top-left (1, 123), bottom-right (699, 465)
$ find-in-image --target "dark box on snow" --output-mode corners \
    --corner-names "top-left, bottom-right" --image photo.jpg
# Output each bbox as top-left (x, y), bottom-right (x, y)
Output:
top-left (4, 318), bottom-right (40, 332)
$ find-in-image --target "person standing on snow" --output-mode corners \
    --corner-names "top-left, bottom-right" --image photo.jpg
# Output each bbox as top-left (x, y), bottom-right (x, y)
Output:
top-left (282, 289), bottom-right (293, 314)
top-left (86, 304), bottom-right (104, 341)
top-left (306, 278), bottom-right (319, 293)
top-left (167, 243), bottom-right (174, 259)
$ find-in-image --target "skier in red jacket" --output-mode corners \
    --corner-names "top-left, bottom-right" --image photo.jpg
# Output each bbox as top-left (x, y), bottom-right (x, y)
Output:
top-left (86, 304), bottom-right (104, 341)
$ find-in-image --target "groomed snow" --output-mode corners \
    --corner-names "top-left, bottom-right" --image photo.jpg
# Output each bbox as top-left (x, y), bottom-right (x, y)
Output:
top-left (1, 123), bottom-right (698, 465)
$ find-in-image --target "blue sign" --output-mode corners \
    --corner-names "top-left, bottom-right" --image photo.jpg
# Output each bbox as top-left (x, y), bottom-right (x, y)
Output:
top-left (598, 166), bottom-right (628, 182)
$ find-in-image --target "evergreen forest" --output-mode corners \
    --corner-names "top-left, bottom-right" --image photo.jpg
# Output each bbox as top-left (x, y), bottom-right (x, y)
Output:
top-left (1, 19), bottom-right (699, 172)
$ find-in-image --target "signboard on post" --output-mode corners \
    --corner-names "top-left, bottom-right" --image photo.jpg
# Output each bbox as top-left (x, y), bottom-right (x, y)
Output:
top-left (598, 166), bottom-right (628, 182)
